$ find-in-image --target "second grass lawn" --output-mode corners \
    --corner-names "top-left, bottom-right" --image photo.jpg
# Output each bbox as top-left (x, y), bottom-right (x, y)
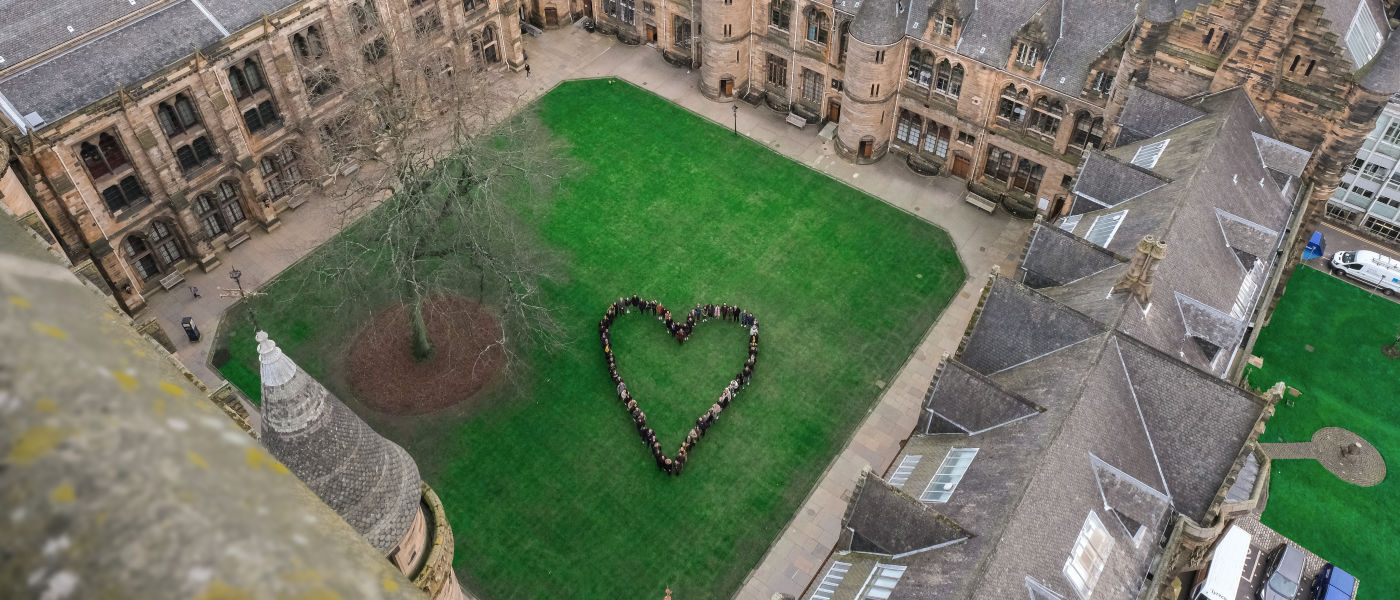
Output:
top-left (219, 79), bottom-right (965, 599)
top-left (1246, 265), bottom-right (1399, 593)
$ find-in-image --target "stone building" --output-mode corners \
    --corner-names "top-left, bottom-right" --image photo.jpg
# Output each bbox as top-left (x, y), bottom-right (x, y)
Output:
top-left (257, 330), bottom-right (467, 599)
top-left (1322, 94), bottom-right (1400, 243)
top-left (0, 0), bottom-right (524, 314)
top-left (592, 0), bottom-right (1400, 222)
top-left (798, 85), bottom-right (1298, 600)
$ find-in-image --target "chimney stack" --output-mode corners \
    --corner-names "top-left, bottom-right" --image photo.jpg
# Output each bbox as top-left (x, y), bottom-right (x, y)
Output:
top-left (1113, 235), bottom-right (1168, 305)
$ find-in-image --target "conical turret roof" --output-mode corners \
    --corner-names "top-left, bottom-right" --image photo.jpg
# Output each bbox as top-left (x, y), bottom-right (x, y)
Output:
top-left (256, 331), bottom-right (422, 554)
top-left (1142, 0), bottom-right (1176, 24)
top-left (850, 0), bottom-right (905, 46)
top-left (1360, 30), bottom-right (1400, 94)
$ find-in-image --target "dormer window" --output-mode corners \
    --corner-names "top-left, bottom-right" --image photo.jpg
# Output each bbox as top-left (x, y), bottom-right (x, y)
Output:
top-left (1091, 71), bottom-right (1114, 94)
top-left (1015, 42), bottom-right (1039, 67)
top-left (934, 14), bottom-right (954, 37)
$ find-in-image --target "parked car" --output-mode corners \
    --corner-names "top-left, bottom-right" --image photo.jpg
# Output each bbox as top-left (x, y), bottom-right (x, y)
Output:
top-left (1330, 250), bottom-right (1400, 295)
top-left (1257, 543), bottom-right (1305, 600)
top-left (1191, 524), bottom-right (1252, 600)
top-left (1310, 563), bottom-right (1357, 600)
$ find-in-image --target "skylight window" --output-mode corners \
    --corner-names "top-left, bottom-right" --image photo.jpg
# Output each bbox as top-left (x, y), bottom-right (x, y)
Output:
top-left (1084, 210), bottom-right (1127, 248)
top-left (1130, 139), bottom-right (1170, 169)
top-left (920, 448), bottom-right (978, 503)
top-left (888, 454), bottom-right (922, 488)
top-left (1058, 214), bottom-right (1083, 231)
top-left (1345, 0), bottom-right (1382, 67)
top-left (1063, 511), bottom-right (1115, 599)
top-left (859, 563), bottom-right (907, 600)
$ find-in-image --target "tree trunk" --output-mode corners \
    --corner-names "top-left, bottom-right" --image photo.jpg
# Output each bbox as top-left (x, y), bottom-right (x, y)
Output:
top-left (410, 294), bottom-right (433, 361)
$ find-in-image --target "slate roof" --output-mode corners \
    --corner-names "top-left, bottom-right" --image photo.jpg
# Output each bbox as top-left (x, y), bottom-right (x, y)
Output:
top-left (1020, 223), bottom-right (1126, 289)
top-left (823, 274), bottom-right (1268, 600)
top-left (256, 332), bottom-right (422, 555)
top-left (850, 0), bottom-right (908, 45)
top-left (844, 473), bottom-right (971, 556)
top-left (1116, 86), bottom-right (1206, 145)
top-left (0, 0), bottom-right (299, 129)
top-left (923, 360), bottom-right (1043, 435)
top-left (958, 276), bottom-right (1105, 374)
top-left (1049, 88), bottom-right (1306, 376)
top-left (1251, 132), bottom-right (1310, 177)
top-left (1071, 151), bottom-right (1170, 209)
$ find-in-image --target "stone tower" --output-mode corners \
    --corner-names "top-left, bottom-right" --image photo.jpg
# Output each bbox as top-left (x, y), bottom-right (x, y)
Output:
top-left (1104, 0), bottom-right (1175, 139)
top-left (257, 331), bottom-right (467, 600)
top-left (835, 0), bottom-right (906, 163)
top-left (699, 0), bottom-right (753, 99)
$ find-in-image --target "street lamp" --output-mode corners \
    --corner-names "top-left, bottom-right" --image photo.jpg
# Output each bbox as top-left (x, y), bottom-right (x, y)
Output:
top-left (230, 267), bottom-right (261, 331)
top-left (732, 104), bottom-right (738, 135)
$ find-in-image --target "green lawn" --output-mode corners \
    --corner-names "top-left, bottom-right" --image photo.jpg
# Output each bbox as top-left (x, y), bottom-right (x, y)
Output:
top-left (217, 79), bottom-right (964, 599)
top-left (1245, 265), bottom-right (1399, 592)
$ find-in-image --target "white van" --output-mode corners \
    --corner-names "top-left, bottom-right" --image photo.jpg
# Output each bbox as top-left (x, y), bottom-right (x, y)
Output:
top-left (1190, 524), bottom-right (1253, 600)
top-left (1331, 250), bottom-right (1400, 295)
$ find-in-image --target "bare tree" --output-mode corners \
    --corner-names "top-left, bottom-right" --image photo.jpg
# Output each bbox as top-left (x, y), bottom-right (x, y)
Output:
top-left (298, 0), bottom-right (568, 366)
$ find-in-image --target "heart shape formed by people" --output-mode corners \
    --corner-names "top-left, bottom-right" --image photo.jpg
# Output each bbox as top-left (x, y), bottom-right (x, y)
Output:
top-left (599, 296), bottom-right (759, 475)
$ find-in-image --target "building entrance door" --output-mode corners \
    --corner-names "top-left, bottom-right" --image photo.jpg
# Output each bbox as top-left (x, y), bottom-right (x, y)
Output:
top-left (720, 78), bottom-right (734, 97)
top-left (826, 99), bottom-right (841, 123)
top-left (951, 154), bottom-right (971, 179)
top-left (859, 139), bottom-right (873, 159)
top-left (545, 7), bottom-right (559, 26)
top-left (645, 24), bottom-right (657, 43)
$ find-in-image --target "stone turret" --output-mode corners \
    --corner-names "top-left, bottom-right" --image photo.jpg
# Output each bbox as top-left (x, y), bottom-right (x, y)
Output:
top-left (835, 0), bottom-right (907, 163)
top-left (698, 0), bottom-right (753, 99)
top-left (256, 331), bottom-right (469, 600)
top-left (1103, 0), bottom-right (1176, 141)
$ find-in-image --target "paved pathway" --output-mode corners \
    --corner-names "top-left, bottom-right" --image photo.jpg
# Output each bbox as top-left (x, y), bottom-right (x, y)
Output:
top-left (141, 25), bottom-right (1032, 600)
top-left (1261, 427), bottom-right (1386, 487)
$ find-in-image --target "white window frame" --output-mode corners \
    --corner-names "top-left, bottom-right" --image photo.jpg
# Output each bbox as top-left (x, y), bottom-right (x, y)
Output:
top-left (1058, 214), bottom-right (1083, 231)
top-left (1230, 258), bottom-right (1267, 320)
top-left (1062, 511), bottom-right (1115, 599)
top-left (919, 447), bottom-right (978, 503)
top-left (1084, 210), bottom-right (1127, 248)
top-left (856, 563), bottom-right (907, 600)
top-left (1345, 0), bottom-right (1382, 67)
top-left (1130, 139), bottom-right (1170, 169)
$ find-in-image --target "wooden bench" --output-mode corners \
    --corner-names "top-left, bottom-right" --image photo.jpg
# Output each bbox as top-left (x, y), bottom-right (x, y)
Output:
top-left (784, 113), bottom-right (808, 129)
top-left (964, 192), bottom-right (997, 213)
top-left (224, 231), bottom-right (252, 250)
top-left (158, 270), bottom-right (186, 291)
top-left (286, 194), bottom-right (308, 210)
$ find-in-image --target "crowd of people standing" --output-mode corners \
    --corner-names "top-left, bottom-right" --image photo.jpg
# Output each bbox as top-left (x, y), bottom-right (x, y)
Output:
top-left (599, 295), bottom-right (760, 475)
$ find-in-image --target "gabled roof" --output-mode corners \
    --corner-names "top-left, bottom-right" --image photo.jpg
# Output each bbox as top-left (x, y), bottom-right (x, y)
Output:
top-left (1116, 86), bottom-right (1206, 145)
top-left (1021, 224), bottom-right (1127, 289)
top-left (924, 360), bottom-right (1043, 435)
top-left (1091, 454), bottom-right (1171, 539)
top-left (844, 473), bottom-right (972, 557)
top-left (1071, 151), bottom-right (1171, 209)
top-left (959, 276), bottom-right (1106, 375)
top-left (1176, 292), bottom-right (1247, 357)
top-left (1032, 88), bottom-right (1308, 376)
top-left (1251, 132), bottom-right (1310, 178)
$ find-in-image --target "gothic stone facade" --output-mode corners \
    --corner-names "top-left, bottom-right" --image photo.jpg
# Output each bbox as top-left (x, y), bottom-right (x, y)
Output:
top-left (0, 0), bottom-right (524, 314)
top-left (593, 0), bottom-right (1399, 222)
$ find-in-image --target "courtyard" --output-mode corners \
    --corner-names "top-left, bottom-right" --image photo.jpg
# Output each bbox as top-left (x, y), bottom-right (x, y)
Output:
top-left (214, 78), bottom-right (972, 599)
top-left (1246, 265), bottom-right (1399, 593)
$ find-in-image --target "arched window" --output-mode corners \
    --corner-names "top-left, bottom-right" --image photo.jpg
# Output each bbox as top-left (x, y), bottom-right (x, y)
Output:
top-left (935, 60), bottom-right (962, 97)
top-left (1011, 158), bottom-right (1045, 194)
top-left (124, 235), bottom-right (161, 281)
top-left (922, 124), bottom-right (950, 158)
top-left (997, 85), bottom-right (1028, 124)
top-left (1289, 55), bottom-right (1301, 72)
top-left (293, 25), bottom-right (327, 61)
top-left (1030, 97), bottom-right (1063, 136)
top-left (984, 146), bottom-right (1015, 182)
top-left (907, 49), bottom-right (934, 86)
top-left (770, 0), bottom-right (791, 30)
top-left (1305, 59), bottom-right (1316, 76)
top-left (481, 26), bottom-right (501, 63)
top-left (463, 0), bottom-right (479, 12)
top-left (195, 181), bottom-right (247, 238)
top-left (101, 176), bottom-right (147, 214)
top-left (150, 220), bottom-right (183, 267)
top-left (1203, 27), bottom-right (1214, 46)
top-left (1070, 112), bottom-right (1104, 152)
top-left (228, 58), bottom-right (266, 100)
top-left (156, 93), bottom-right (201, 138)
top-left (261, 146), bottom-right (302, 199)
top-left (806, 8), bottom-right (828, 44)
top-left (896, 110), bottom-right (923, 145)
top-left (79, 132), bottom-right (130, 179)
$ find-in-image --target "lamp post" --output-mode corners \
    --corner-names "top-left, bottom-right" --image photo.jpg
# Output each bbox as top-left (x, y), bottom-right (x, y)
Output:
top-left (732, 104), bottom-right (738, 135)
top-left (230, 267), bottom-right (261, 331)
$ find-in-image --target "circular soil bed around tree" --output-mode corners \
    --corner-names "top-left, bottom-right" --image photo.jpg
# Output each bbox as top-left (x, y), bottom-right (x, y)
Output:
top-left (347, 296), bottom-right (505, 416)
